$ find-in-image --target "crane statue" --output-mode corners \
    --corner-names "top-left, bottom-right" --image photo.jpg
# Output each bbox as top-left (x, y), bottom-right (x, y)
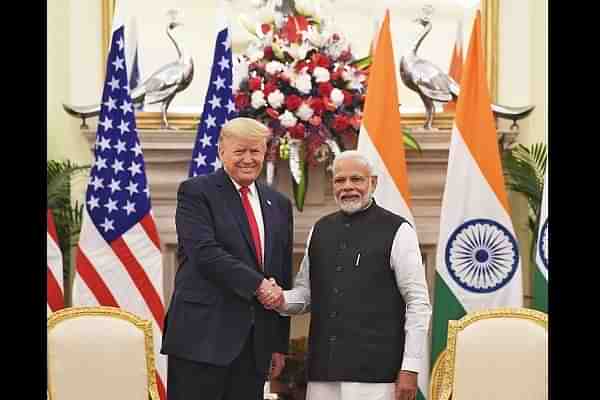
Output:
top-left (399, 5), bottom-right (534, 131)
top-left (63, 10), bottom-right (194, 130)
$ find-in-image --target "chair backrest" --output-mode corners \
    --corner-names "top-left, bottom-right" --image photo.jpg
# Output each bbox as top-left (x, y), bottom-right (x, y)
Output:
top-left (428, 348), bottom-right (447, 400)
top-left (47, 306), bottom-right (159, 400)
top-left (439, 308), bottom-right (547, 400)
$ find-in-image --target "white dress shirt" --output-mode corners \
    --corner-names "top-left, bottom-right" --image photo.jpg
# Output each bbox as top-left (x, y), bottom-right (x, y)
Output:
top-left (280, 222), bottom-right (432, 373)
top-left (231, 180), bottom-right (265, 264)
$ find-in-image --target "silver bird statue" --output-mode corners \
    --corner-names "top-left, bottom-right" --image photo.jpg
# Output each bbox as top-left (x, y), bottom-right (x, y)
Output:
top-left (63, 13), bottom-right (194, 130)
top-left (399, 5), bottom-right (534, 130)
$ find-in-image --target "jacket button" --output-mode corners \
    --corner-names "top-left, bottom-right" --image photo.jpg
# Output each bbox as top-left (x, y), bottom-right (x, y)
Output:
top-left (333, 288), bottom-right (339, 294)
top-left (339, 242), bottom-right (347, 249)
top-left (329, 335), bottom-right (337, 342)
top-left (336, 266), bottom-right (343, 272)
top-left (329, 311), bottom-right (338, 318)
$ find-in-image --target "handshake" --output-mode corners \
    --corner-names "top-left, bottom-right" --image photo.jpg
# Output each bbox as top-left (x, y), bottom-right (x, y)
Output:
top-left (257, 278), bottom-right (285, 310)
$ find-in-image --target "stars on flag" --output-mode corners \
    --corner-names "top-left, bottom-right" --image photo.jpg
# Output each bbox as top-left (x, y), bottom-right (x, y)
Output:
top-left (188, 27), bottom-right (237, 177)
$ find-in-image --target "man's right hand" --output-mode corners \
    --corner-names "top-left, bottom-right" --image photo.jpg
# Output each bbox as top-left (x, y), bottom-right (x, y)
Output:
top-left (257, 278), bottom-right (284, 309)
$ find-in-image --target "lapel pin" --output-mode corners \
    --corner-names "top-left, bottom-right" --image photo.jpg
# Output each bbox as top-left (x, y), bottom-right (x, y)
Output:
top-left (266, 200), bottom-right (272, 206)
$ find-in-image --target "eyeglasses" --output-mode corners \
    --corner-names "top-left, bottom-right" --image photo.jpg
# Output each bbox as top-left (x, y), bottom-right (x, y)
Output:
top-left (333, 175), bottom-right (370, 186)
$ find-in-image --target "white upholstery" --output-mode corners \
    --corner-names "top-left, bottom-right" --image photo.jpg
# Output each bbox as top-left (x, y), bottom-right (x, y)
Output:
top-left (47, 307), bottom-right (158, 400)
top-left (437, 308), bottom-right (547, 400)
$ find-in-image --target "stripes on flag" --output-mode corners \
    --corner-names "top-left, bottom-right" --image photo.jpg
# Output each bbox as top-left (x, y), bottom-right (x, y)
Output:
top-left (188, 6), bottom-right (236, 178)
top-left (430, 9), bottom-right (523, 382)
top-left (72, 4), bottom-right (166, 399)
top-left (47, 209), bottom-right (64, 315)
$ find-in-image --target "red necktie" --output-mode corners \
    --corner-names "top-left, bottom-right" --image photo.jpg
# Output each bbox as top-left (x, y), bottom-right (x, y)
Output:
top-left (240, 186), bottom-right (263, 268)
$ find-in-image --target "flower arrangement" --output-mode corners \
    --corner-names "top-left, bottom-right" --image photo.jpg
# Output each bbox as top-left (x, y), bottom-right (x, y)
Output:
top-left (233, 0), bottom-right (370, 210)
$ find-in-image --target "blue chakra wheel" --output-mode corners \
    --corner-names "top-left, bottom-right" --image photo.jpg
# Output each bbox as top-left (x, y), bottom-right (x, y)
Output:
top-left (538, 219), bottom-right (549, 269)
top-left (445, 218), bottom-right (519, 293)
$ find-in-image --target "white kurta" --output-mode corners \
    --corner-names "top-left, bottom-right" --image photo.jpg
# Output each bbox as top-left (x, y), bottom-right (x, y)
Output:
top-left (280, 219), bottom-right (432, 400)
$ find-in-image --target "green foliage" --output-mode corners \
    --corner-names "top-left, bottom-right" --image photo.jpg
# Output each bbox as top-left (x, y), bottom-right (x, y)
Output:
top-left (403, 128), bottom-right (422, 153)
top-left (502, 142), bottom-right (547, 256)
top-left (47, 159), bottom-right (90, 305)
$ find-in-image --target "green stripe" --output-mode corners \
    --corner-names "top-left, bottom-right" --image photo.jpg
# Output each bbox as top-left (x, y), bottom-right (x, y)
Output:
top-left (417, 388), bottom-right (426, 400)
top-left (531, 265), bottom-right (548, 312)
top-left (430, 272), bottom-right (466, 368)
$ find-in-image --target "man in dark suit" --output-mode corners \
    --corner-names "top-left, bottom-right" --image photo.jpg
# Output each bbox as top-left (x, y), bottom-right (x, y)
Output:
top-left (161, 117), bottom-right (294, 400)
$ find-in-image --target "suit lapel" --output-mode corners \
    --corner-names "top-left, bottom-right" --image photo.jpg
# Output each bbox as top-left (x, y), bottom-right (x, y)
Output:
top-left (257, 183), bottom-right (274, 275)
top-left (215, 169), bottom-right (256, 264)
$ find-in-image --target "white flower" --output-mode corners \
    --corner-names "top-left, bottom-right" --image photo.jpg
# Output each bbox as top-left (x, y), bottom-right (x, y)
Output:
top-left (247, 42), bottom-right (264, 63)
top-left (232, 56), bottom-right (249, 92)
top-left (279, 110), bottom-right (298, 128)
top-left (293, 73), bottom-right (313, 95)
top-left (341, 66), bottom-right (354, 82)
top-left (303, 25), bottom-right (326, 47)
top-left (256, 6), bottom-right (276, 23)
top-left (267, 90), bottom-right (285, 109)
top-left (285, 42), bottom-right (313, 61)
top-left (251, 91), bottom-right (267, 109)
top-left (330, 88), bottom-right (344, 107)
top-left (296, 102), bottom-right (314, 121)
top-left (313, 66), bottom-right (330, 83)
top-left (266, 61), bottom-right (285, 75)
top-left (250, 0), bottom-right (265, 8)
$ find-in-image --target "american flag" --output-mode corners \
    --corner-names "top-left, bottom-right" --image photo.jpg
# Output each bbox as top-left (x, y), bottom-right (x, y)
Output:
top-left (188, 11), bottom-right (236, 177)
top-left (47, 209), bottom-right (64, 315)
top-left (72, 20), bottom-right (166, 400)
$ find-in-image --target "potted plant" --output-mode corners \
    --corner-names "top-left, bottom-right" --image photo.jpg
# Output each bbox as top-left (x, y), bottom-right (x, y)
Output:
top-left (47, 159), bottom-right (90, 306)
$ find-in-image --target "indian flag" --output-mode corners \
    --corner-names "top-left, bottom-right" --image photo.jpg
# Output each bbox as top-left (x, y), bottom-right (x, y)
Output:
top-left (532, 169), bottom-right (548, 311)
top-left (357, 10), bottom-right (413, 224)
top-left (357, 10), bottom-right (428, 399)
top-left (430, 9), bottom-right (523, 375)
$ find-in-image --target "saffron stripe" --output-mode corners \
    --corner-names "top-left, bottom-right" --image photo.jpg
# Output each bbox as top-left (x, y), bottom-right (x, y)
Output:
top-left (75, 247), bottom-right (119, 307)
top-left (140, 213), bottom-right (161, 250)
top-left (47, 267), bottom-right (64, 311)
top-left (110, 237), bottom-right (165, 330)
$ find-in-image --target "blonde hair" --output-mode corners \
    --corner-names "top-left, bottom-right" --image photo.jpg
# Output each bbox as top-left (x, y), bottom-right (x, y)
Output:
top-left (218, 117), bottom-right (271, 144)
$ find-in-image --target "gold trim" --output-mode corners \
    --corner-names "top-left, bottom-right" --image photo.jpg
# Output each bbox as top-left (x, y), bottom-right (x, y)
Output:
top-left (428, 348), bottom-right (448, 400)
top-left (101, 0), bottom-right (116, 72)
top-left (47, 306), bottom-right (160, 400)
top-left (482, 0), bottom-right (499, 102)
top-left (440, 308), bottom-right (548, 400)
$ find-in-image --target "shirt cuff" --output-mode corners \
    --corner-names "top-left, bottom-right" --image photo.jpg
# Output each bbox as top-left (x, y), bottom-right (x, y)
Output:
top-left (400, 357), bottom-right (421, 373)
top-left (277, 291), bottom-right (305, 316)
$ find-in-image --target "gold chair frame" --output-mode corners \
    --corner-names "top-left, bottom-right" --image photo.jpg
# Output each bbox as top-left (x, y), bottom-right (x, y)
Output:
top-left (432, 307), bottom-right (548, 400)
top-left (47, 306), bottom-right (160, 400)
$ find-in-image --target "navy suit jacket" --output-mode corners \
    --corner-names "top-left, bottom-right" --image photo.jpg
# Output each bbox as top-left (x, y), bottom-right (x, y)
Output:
top-left (161, 168), bottom-right (293, 376)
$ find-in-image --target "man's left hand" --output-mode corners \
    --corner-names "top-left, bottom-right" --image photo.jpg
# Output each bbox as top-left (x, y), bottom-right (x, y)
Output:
top-left (395, 370), bottom-right (417, 400)
top-left (270, 352), bottom-right (286, 379)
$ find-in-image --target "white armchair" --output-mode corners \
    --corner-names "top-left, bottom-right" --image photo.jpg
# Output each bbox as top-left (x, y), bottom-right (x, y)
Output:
top-left (47, 306), bottom-right (160, 400)
top-left (432, 308), bottom-right (548, 400)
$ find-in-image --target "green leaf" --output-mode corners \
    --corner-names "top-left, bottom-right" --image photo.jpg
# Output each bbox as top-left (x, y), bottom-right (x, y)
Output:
top-left (350, 55), bottom-right (372, 71)
top-left (402, 129), bottom-right (422, 153)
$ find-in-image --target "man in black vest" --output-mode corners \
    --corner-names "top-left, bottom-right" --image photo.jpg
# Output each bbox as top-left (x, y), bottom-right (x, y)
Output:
top-left (261, 150), bottom-right (431, 400)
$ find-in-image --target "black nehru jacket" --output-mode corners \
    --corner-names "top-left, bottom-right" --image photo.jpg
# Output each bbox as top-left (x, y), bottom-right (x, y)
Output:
top-left (307, 201), bottom-right (408, 382)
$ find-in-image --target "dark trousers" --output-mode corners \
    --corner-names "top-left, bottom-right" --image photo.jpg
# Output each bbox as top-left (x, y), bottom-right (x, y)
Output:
top-left (167, 331), bottom-right (265, 400)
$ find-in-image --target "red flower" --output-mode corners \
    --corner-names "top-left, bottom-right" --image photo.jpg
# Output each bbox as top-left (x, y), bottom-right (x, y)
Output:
top-left (261, 24), bottom-right (272, 35)
top-left (311, 53), bottom-right (331, 69)
top-left (350, 115), bottom-right (362, 129)
top-left (309, 97), bottom-right (325, 115)
top-left (331, 67), bottom-right (343, 82)
top-left (234, 93), bottom-right (250, 110)
top-left (332, 115), bottom-right (350, 132)
top-left (339, 49), bottom-right (352, 62)
top-left (285, 95), bottom-right (302, 111)
top-left (323, 97), bottom-right (337, 112)
top-left (309, 115), bottom-right (322, 126)
top-left (266, 107), bottom-right (280, 119)
top-left (263, 81), bottom-right (278, 96)
top-left (343, 90), bottom-right (353, 107)
top-left (248, 77), bottom-right (262, 91)
top-left (264, 46), bottom-right (274, 60)
top-left (318, 82), bottom-right (334, 98)
top-left (295, 60), bottom-right (308, 72)
top-left (289, 123), bottom-right (306, 139)
top-left (281, 15), bottom-right (309, 44)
